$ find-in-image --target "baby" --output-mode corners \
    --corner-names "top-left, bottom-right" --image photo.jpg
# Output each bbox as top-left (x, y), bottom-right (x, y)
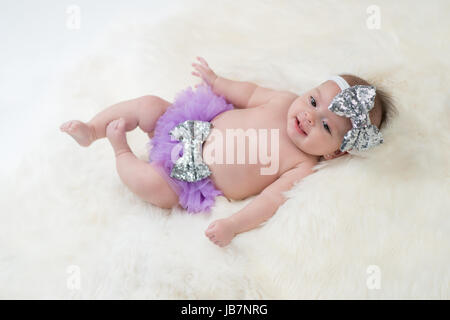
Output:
top-left (60, 57), bottom-right (393, 247)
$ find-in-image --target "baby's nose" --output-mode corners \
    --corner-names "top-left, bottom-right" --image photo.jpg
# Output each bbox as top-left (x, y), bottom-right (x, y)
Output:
top-left (303, 111), bottom-right (315, 126)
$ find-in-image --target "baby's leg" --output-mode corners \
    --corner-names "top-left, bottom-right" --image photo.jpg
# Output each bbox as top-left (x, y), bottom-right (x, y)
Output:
top-left (60, 95), bottom-right (171, 146)
top-left (106, 118), bottom-right (179, 208)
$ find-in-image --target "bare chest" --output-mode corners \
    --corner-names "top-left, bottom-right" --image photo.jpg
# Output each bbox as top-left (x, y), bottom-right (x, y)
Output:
top-left (202, 96), bottom-right (314, 200)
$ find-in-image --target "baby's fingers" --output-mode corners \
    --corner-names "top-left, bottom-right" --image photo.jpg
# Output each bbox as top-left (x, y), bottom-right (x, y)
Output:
top-left (192, 63), bottom-right (206, 76)
top-left (192, 62), bottom-right (208, 71)
top-left (191, 60), bottom-right (215, 86)
top-left (196, 56), bottom-right (209, 67)
top-left (205, 225), bottom-right (215, 237)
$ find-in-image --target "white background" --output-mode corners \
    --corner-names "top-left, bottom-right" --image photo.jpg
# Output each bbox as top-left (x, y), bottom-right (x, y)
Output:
top-left (0, 0), bottom-right (184, 173)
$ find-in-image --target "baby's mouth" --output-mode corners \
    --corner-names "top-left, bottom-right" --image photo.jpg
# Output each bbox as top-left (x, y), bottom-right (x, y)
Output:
top-left (295, 117), bottom-right (308, 136)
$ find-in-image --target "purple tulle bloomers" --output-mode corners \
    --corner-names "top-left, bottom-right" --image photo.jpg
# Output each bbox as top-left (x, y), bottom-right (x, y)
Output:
top-left (148, 84), bottom-right (234, 213)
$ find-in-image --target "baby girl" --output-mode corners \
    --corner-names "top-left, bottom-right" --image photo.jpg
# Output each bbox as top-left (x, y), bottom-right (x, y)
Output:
top-left (60, 57), bottom-right (393, 247)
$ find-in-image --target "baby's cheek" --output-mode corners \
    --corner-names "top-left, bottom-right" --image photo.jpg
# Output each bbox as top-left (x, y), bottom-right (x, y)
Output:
top-left (287, 106), bottom-right (296, 118)
top-left (307, 134), bottom-right (333, 155)
top-left (323, 138), bottom-right (341, 154)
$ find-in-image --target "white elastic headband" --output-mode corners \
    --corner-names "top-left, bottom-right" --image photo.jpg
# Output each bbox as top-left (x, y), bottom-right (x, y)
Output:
top-left (327, 75), bottom-right (350, 91)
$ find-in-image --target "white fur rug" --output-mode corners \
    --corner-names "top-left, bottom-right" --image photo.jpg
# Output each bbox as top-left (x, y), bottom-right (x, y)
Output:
top-left (1, 0), bottom-right (449, 299)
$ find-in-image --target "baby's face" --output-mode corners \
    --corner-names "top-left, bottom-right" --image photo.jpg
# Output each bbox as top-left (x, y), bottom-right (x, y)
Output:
top-left (287, 80), bottom-right (352, 156)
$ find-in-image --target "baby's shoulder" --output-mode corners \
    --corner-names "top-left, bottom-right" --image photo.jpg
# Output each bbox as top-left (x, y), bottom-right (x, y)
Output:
top-left (265, 90), bottom-right (298, 110)
top-left (293, 156), bottom-right (318, 170)
top-left (273, 90), bottom-right (298, 102)
top-left (277, 158), bottom-right (317, 184)
top-left (285, 149), bottom-right (319, 173)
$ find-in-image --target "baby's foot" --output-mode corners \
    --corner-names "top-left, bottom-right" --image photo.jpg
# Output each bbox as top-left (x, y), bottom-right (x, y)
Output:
top-left (60, 120), bottom-right (95, 147)
top-left (106, 118), bottom-right (131, 157)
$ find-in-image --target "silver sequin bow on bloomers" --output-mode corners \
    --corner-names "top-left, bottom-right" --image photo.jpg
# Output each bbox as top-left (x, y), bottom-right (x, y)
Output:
top-left (169, 120), bottom-right (212, 182)
top-left (328, 85), bottom-right (383, 152)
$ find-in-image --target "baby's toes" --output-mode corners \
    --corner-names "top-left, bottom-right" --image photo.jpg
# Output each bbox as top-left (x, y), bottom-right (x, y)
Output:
top-left (117, 118), bottom-right (126, 130)
top-left (106, 121), bottom-right (116, 134)
top-left (115, 118), bottom-right (126, 131)
top-left (111, 119), bottom-right (121, 129)
top-left (106, 118), bottom-right (125, 136)
top-left (60, 121), bottom-right (74, 131)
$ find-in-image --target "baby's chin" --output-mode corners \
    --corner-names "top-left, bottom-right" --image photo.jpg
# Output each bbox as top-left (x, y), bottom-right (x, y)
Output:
top-left (298, 147), bottom-right (324, 157)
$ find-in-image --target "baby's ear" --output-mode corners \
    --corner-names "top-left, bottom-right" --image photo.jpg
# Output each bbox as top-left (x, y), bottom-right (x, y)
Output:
top-left (324, 150), bottom-right (347, 160)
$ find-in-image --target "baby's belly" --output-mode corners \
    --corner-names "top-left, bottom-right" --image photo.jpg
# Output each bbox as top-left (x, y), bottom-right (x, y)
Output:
top-left (202, 108), bottom-right (295, 200)
top-left (207, 162), bottom-right (279, 200)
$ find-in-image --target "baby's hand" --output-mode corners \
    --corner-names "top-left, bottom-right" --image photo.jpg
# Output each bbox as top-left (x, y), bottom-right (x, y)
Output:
top-left (191, 56), bottom-right (218, 88)
top-left (205, 218), bottom-right (236, 247)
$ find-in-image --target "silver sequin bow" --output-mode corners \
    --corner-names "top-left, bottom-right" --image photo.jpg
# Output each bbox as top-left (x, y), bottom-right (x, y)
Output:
top-left (328, 85), bottom-right (383, 152)
top-left (169, 120), bottom-right (212, 182)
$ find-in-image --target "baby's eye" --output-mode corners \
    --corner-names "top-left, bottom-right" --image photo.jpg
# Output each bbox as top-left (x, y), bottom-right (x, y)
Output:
top-left (309, 96), bottom-right (317, 107)
top-left (323, 121), bottom-right (331, 134)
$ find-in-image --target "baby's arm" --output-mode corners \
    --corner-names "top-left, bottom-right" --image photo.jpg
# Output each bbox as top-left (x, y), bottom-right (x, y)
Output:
top-left (192, 57), bottom-right (278, 108)
top-left (205, 162), bottom-right (315, 247)
top-left (213, 77), bottom-right (280, 109)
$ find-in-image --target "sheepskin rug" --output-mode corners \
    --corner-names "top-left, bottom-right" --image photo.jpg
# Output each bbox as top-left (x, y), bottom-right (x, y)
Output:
top-left (1, 0), bottom-right (449, 299)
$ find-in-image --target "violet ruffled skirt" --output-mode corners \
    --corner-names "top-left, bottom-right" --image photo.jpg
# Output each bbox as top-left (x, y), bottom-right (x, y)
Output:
top-left (148, 84), bottom-right (234, 213)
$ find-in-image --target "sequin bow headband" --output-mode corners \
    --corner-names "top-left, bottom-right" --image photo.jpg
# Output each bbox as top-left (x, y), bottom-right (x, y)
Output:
top-left (327, 75), bottom-right (383, 153)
